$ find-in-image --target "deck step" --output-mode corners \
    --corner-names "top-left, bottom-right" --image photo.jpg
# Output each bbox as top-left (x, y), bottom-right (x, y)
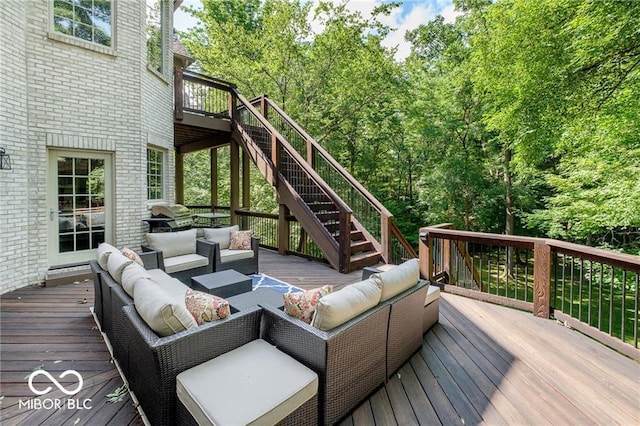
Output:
top-left (349, 251), bottom-right (382, 271)
top-left (350, 240), bottom-right (374, 255)
top-left (308, 202), bottom-right (337, 212)
top-left (45, 267), bottom-right (92, 287)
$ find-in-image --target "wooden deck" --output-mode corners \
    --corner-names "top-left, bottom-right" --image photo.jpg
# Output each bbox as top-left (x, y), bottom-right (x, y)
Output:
top-left (1, 249), bottom-right (638, 425)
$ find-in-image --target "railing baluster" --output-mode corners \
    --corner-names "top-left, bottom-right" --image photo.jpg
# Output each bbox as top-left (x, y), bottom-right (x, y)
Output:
top-left (609, 266), bottom-right (615, 336)
top-left (635, 273), bottom-right (638, 349)
top-left (622, 269), bottom-right (627, 343)
top-left (598, 263), bottom-right (604, 331)
top-left (579, 259), bottom-right (583, 321)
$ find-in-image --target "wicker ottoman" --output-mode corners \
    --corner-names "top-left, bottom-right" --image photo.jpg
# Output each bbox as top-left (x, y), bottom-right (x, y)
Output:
top-left (176, 339), bottom-right (318, 426)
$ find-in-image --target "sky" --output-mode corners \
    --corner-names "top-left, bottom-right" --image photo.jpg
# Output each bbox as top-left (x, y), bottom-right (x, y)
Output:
top-left (173, 0), bottom-right (460, 61)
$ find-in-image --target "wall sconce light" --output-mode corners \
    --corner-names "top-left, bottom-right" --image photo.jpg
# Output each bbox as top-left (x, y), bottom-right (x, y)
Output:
top-left (0, 147), bottom-right (11, 170)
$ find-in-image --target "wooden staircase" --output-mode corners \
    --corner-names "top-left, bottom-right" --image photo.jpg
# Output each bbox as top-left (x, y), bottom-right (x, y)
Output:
top-left (232, 104), bottom-right (381, 272)
top-left (173, 70), bottom-right (415, 273)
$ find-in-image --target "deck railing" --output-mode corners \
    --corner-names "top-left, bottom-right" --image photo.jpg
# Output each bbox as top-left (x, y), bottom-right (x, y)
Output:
top-left (174, 70), bottom-right (236, 120)
top-left (249, 96), bottom-right (417, 263)
top-left (186, 205), bottom-right (326, 262)
top-left (419, 224), bottom-right (640, 359)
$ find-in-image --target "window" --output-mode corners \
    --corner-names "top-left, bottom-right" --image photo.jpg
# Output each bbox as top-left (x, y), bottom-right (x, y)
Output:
top-left (147, 148), bottom-right (164, 200)
top-left (146, 0), bottom-right (167, 74)
top-left (53, 0), bottom-right (113, 47)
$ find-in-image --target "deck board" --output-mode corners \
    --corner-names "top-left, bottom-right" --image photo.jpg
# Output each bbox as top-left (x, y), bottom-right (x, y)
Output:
top-left (1, 249), bottom-right (638, 425)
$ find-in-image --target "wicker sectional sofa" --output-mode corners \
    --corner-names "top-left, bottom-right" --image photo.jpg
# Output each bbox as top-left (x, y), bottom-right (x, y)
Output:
top-left (261, 259), bottom-right (428, 425)
top-left (89, 243), bottom-right (262, 425)
top-left (91, 243), bottom-right (428, 426)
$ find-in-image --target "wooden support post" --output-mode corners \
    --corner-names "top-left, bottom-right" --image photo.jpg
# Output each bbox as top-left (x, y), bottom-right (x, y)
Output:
top-left (442, 238), bottom-right (451, 283)
top-left (230, 139), bottom-right (240, 226)
top-left (307, 140), bottom-right (314, 166)
top-left (175, 151), bottom-right (184, 205)
top-left (174, 66), bottom-right (184, 120)
top-left (241, 151), bottom-right (250, 229)
top-left (210, 148), bottom-right (218, 210)
top-left (278, 203), bottom-right (290, 255)
top-left (339, 212), bottom-right (351, 273)
top-left (381, 215), bottom-right (391, 264)
top-left (419, 228), bottom-right (432, 280)
top-left (533, 242), bottom-right (551, 319)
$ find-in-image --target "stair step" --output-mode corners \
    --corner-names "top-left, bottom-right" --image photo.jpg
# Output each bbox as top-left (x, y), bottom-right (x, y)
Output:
top-left (308, 202), bottom-right (338, 212)
top-left (316, 212), bottom-right (340, 222)
top-left (350, 230), bottom-right (364, 241)
top-left (350, 240), bottom-right (374, 255)
top-left (349, 251), bottom-right (382, 271)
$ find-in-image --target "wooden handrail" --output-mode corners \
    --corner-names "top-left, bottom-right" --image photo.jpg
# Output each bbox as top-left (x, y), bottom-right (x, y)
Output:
top-left (419, 224), bottom-right (640, 354)
top-left (233, 91), bottom-right (352, 215)
top-left (253, 96), bottom-right (392, 217)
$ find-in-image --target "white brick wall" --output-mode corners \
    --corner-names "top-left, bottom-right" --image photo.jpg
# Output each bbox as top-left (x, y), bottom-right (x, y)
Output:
top-left (0, 0), bottom-right (175, 293)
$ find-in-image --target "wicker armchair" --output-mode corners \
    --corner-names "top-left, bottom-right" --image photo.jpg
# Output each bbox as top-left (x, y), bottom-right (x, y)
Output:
top-left (210, 235), bottom-right (260, 275)
top-left (260, 303), bottom-right (390, 426)
top-left (121, 304), bottom-right (262, 426)
top-left (141, 237), bottom-right (217, 285)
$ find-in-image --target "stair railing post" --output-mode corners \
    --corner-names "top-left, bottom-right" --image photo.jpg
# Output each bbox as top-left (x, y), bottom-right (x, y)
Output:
top-left (339, 211), bottom-right (351, 273)
top-left (381, 214), bottom-right (391, 264)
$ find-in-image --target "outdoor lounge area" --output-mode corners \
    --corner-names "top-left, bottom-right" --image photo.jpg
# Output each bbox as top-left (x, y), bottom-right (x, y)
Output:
top-left (1, 248), bottom-right (638, 425)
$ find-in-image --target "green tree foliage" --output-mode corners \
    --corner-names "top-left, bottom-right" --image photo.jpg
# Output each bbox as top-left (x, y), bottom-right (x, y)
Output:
top-left (178, 0), bottom-right (639, 252)
top-left (470, 0), bottom-right (640, 246)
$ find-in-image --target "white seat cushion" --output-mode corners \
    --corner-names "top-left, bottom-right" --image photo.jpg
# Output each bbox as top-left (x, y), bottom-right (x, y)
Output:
top-left (425, 285), bottom-right (440, 306)
top-left (163, 253), bottom-right (209, 274)
top-left (177, 339), bottom-right (318, 426)
top-left (106, 251), bottom-right (134, 284)
top-left (371, 258), bottom-right (420, 302)
top-left (312, 278), bottom-right (382, 331)
top-left (219, 248), bottom-right (254, 263)
top-left (121, 263), bottom-right (152, 297)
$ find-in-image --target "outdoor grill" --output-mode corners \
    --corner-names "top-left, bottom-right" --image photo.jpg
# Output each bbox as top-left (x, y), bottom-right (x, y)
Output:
top-left (144, 204), bottom-right (193, 232)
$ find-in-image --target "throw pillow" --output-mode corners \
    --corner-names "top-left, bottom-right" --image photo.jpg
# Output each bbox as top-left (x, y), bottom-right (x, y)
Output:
top-left (121, 247), bottom-right (144, 266)
top-left (185, 289), bottom-right (230, 325)
top-left (229, 230), bottom-right (252, 250)
top-left (283, 285), bottom-right (333, 324)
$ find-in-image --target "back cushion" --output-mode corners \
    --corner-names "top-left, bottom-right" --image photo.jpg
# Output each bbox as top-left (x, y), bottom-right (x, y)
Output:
top-left (203, 225), bottom-right (239, 250)
top-left (121, 262), bottom-right (153, 297)
top-left (372, 259), bottom-right (420, 302)
top-left (107, 251), bottom-right (134, 284)
top-left (133, 279), bottom-right (197, 337)
top-left (97, 242), bottom-right (118, 270)
top-left (146, 228), bottom-right (197, 258)
top-left (312, 279), bottom-right (382, 331)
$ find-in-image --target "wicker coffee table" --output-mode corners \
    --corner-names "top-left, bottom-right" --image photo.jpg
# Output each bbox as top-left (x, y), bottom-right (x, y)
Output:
top-left (191, 270), bottom-right (252, 298)
top-left (226, 288), bottom-right (284, 311)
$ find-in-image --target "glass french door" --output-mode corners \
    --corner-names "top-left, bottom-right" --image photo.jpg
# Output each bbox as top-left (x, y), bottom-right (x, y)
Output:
top-left (48, 150), bottom-right (113, 265)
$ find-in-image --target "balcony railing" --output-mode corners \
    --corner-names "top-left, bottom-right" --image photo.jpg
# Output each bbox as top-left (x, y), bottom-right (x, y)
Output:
top-left (419, 224), bottom-right (640, 359)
